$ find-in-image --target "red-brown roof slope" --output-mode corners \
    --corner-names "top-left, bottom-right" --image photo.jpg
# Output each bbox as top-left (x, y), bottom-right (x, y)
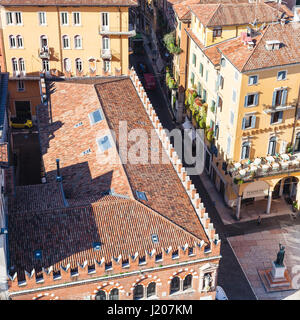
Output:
top-left (8, 197), bottom-right (203, 278)
top-left (37, 81), bottom-right (133, 202)
top-left (95, 77), bottom-right (208, 241)
top-left (0, 0), bottom-right (137, 6)
top-left (190, 2), bottom-right (287, 27)
top-left (216, 22), bottom-right (300, 72)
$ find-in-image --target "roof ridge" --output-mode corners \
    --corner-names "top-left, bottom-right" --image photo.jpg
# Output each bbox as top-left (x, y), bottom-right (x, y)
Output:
top-left (241, 24), bottom-right (270, 72)
top-left (206, 3), bottom-right (222, 27)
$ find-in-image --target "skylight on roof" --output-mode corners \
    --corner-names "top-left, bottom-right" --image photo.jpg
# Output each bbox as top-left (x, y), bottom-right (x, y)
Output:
top-left (151, 234), bottom-right (159, 244)
top-left (136, 191), bottom-right (148, 201)
top-left (97, 135), bottom-right (112, 152)
top-left (89, 109), bottom-right (103, 125)
top-left (34, 250), bottom-right (42, 260)
top-left (93, 242), bottom-right (101, 251)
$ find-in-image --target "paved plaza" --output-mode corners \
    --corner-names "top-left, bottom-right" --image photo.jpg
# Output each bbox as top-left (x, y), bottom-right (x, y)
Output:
top-left (228, 224), bottom-right (300, 300)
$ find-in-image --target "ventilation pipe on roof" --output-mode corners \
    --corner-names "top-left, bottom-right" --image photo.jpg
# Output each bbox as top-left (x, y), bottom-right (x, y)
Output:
top-left (56, 158), bottom-right (61, 182)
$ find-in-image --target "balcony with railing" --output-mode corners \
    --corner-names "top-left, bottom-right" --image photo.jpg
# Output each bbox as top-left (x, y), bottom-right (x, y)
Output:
top-left (101, 49), bottom-right (112, 60)
top-left (228, 153), bottom-right (300, 184)
top-left (38, 46), bottom-right (50, 59)
top-left (99, 25), bottom-right (136, 37)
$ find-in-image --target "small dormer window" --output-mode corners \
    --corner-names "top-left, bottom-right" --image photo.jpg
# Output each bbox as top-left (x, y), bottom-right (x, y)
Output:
top-left (89, 109), bottom-right (103, 125)
top-left (172, 250), bottom-right (179, 259)
top-left (136, 191), bottom-right (148, 201)
top-left (155, 253), bottom-right (162, 262)
top-left (139, 256), bottom-right (146, 265)
top-left (105, 261), bottom-right (112, 270)
top-left (93, 242), bottom-right (101, 251)
top-left (213, 27), bottom-right (222, 38)
top-left (97, 135), bottom-right (112, 152)
top-left (265, 40), bottom-right (280, 51)
top-left (220, 58), bottom-right (226, 67)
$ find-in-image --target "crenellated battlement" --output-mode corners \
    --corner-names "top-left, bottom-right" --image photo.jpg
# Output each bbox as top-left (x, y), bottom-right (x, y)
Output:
top-left (128, 67), bottom-right (220, 247)
top-left (8, 239), bottom-right (220, 292)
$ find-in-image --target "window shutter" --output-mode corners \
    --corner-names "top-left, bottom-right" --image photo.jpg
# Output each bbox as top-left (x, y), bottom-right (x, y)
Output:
top-left (244, 95), bottom-right (248, 107)
top-left (281, 89), bottom-right (287, 106)
top-left (272, 91), bottom-right (276, 107)
top-left (227, 136), bottom-right (231, 155)
top-left (268, 140), bottom-right (272, 155)
top-left (242, 117), bottom-right (246, 130)
top-left (217, 95), bottom-right (220, 108)
top-left (241, 145), bottom-right (246, 159)
top-left (251, 115), bottom-right (256, 128)
top-left (193, 54), bottom-right (196, 66)
top-left (278, 111), bottom-right (283, 123)
top-left (270, 113), bottom-right (274, 124)
top-left (200, 63), bottom-right (203, 77)
top-left (254, 93), bottom-right (258, 106)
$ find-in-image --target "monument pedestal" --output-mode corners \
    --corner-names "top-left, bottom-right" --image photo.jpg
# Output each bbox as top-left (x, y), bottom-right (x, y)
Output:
top-left (258, 262), bottom-right (293, 293)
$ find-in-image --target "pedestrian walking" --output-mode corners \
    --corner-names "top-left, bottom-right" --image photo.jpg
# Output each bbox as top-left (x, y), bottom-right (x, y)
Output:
top-left (257, 215), bottom-right (261, 225)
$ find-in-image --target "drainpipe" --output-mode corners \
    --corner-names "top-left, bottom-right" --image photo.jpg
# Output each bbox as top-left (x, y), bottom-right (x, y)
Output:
top-left (119, 7), bottom-right (123, 75)
top-left (291, 85), bottom-right (300, 153)
top-left (56, 7), bottom-right (63, 74)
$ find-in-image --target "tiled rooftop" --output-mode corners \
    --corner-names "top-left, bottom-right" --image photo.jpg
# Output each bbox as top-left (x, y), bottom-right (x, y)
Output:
top-left (8, 196), bottom-right (203, 280)
top-left (189, 2), bottom-right (290, 27)
top-left (8, 76), bottom-right (210, 279)
top-left (216, 22), bottom-right (300, 72)
top-left (0, 0), bottom-right (138, 6)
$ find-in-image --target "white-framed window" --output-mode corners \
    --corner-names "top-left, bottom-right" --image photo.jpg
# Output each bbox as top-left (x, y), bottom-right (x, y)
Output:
top-left (227, 135), bottom-right (231, 156)
top-left (9, 35), bottom-right (16, 48)
top-left (40, 35), bottom-right (48, 48)
top-left (241, 141), bottom-right (250, 160)
top-left (17, 80), bottom-right (25, 92)
top-left (270, 111), bottom-right (283, 124)
top-left (101, 12), bottom-right (109, 31)
top-left (268, 136), bottom-right (276, 156)
top-left (12, 58), bottom-right (18, 71)
top-left (62, 35), bottom-right (70, 49)
top-left (75, 58), bottom-right (83, 73)
top-left (272, 88), bottom-right (287, 107)
top-left (15, 12), bottom-right (22, 25)
top-left (6, 12), bottom-right (13, 25)
top-left (102, 36), bottom-right (110, 50)
top-left (16, 35), bottom-right (23, 48)
top-left (242, 114), bottom-right (256, 130)
top-left (248, 75), bottom-right (258, 85)
top-left (244, 93), bottom-right (259, 107)
top-left (19, 58), bottom-right (25, 72)
top-left (64, 58), bottom-right (71, 72)
top-left (103, 60), bottom-right (111, 72)
top-left (73, 12), bottom-right (81, 25)
top-left (232, 88), bottom-right (237, 103)
top-left (234, 71), bottom-right (239, 81)
top-left (230, 110), bottom-right (234, 125)
top-left (277, 70), bottom-right (287, 81)
top-left (42, 59), bottom-right (50, 72)
top-left (60, 12), bottom-right (68, 25)
top-left (38, 12), bottom-right (47, 25)
top-left (74, 35), bottom-right (82, 49)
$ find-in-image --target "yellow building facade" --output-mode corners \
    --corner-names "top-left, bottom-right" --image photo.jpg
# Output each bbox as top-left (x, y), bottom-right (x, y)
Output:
top-left (0, 1), bottom-right (136, 120)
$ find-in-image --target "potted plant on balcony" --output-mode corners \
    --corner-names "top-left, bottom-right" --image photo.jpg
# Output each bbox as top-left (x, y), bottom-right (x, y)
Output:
top-left (206, 128), bottom-right (213, 142)
top-left (292, 200), bottom-right (298, 213)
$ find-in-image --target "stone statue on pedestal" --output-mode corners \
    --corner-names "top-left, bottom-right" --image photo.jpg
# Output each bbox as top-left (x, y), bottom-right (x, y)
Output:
top-left (274, 243), bottom-right (285, 267)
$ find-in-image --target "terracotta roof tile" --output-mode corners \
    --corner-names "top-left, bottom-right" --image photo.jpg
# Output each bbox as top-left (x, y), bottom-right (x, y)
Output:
top-left (216, 22), bottom-right (300, 72)
top-left (0, 0), bottom-right (138, 6)
top-left (190, 2), bottom-right (289, 27)
top-left (8, 198), bottom-right (203, 279)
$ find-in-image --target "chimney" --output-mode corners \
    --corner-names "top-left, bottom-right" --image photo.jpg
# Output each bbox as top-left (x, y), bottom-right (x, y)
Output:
top-left (247, 41), bottom-right (255, 50)
top-left (56, 158), bottom-right (61, 182)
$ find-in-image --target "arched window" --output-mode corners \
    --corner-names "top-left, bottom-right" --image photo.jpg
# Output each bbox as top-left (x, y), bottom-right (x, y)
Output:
top-left (95, 290), bottom-right (106, 300)
top-left (62, 35), bottom-right (70, 49)
top-left (16, 35), bottom-right (23, 48)
top-left (12, 58), bottom-right (18, 71)
top-left (170, 276), bottom-right (180, 294)
top-left (268, 136), bottom-right (276, 156)
top-left (75, 58), bottom-right (83, 73)
top-left (183, 274), bottom-right (192, 291)
top-left (295, 133), bottom-right (300, 153)
top-left (147, 282), bottom-right (156, 298)
top-left (241, 141), bottom-right (250, 160)
top-left (19, 58), bottom-right (25, 72)
top-left (109, 288), bottom-right (119, 300)
top-left (9, 35), bottom-right (16, 48)
top-left (133, 284), bottom-right (144, 300)
top-left (74, 35), bottom-right (82, 49)
top-left (40, 35), bottom-right (48, 48)
top-left (64, 58), bottom-right (71, 72)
